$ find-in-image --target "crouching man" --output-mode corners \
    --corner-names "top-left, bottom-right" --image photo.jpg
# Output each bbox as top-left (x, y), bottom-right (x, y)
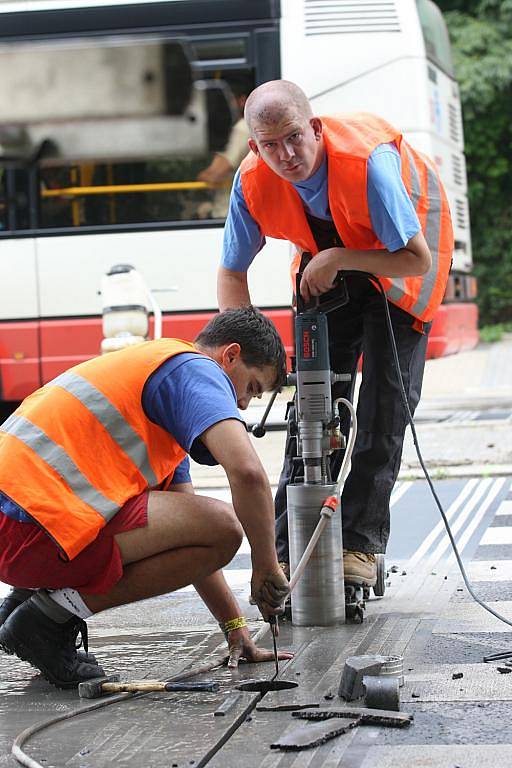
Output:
top-left (0, 306), bottom-right (290, 688)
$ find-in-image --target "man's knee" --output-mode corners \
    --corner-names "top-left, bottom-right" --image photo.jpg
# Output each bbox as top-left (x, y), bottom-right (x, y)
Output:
top-left (214, 502), bottom-right (244, 564)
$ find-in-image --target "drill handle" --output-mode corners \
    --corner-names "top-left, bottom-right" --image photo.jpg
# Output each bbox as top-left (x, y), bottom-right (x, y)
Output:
top-left (295, 252), bottom-right (317, 315)
top-left (296, 252), bottom-right (349, 316)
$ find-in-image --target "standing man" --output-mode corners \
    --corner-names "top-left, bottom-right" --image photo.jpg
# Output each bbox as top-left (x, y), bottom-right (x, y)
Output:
top-left (0, 307), bottom-right (290, 688)
top-left (217, 80), bottom-right (453, 588)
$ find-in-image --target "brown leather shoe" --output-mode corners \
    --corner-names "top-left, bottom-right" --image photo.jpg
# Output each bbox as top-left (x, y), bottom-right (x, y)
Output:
top-left (343, 550), bottom-right (377, 587)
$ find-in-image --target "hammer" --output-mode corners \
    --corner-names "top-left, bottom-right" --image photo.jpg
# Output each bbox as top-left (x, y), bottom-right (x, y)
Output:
top-left (78, 674), bottom-right (220, 699)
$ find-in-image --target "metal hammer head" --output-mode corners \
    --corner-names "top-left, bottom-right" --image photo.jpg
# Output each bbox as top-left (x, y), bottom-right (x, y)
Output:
top-left (78, 674), bottom-right (120, 699)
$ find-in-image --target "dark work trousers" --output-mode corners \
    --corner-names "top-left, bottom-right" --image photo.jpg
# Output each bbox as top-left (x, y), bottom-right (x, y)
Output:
top-left (274, 274), bottom-right (431, 560)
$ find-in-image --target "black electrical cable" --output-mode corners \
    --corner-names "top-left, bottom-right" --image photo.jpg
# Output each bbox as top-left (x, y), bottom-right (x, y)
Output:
top-left (350, 271), bottom-right (512, 641)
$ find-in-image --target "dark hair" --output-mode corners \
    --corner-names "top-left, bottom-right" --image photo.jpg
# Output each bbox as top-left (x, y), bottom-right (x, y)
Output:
top-left (195, 306), bottom-right (287, 390)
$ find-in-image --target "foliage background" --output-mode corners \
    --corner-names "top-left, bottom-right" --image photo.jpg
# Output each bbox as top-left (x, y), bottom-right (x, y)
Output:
top-left (436, 0), bottom-right (512, 324)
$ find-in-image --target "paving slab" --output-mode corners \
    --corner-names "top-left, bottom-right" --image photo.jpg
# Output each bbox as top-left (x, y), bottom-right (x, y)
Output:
top-left (418, 630), bottom-right (512, 665)
top-left (360, 701), bottom-right (512, 745)
top-left (357, 744), bottom-right (512, 768)
top-left (402, 662), bottom-right (512, 702)
top-left (433, 601), bottom-right (512, 634)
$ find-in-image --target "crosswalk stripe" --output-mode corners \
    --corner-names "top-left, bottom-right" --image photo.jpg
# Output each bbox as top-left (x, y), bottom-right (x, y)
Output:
top-left (390, 480), bottom-right (412, 505)
top-left (466, 561), bottom-right (512, 582)
top-left (445, 478), bottom-right (506, 562)
top-left (496, 500), bottom-right (512, 515)
top-left (405, 478), bottom-right (479, 567)
top-left (426, 478), bottom-right (504, 563)
top-left (480, 525), bottom-right (512, 546)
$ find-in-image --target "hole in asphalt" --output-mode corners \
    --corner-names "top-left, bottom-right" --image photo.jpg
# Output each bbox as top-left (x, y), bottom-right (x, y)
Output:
top-left (236, 680), bottom-right (298, 694)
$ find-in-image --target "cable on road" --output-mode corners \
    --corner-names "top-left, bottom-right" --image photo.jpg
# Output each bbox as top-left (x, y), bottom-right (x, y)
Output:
top-left (365, 273), bottom-right (512, 640)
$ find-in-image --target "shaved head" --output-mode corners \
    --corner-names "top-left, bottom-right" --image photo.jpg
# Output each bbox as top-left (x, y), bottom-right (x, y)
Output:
top-left (244, 80), bottom-right (313, 135)
top-left (244, 80), bottom-right (324, 182)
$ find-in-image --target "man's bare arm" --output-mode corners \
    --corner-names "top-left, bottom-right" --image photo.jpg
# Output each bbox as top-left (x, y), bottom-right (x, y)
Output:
top-left (197, 154), bottom-right (233, 185)
top-left (200, 419), bottom-right (277, 570)
top-left (217, 266), bottom-right (251, 311)
top-left (200, 418), bottom-right (288, 617)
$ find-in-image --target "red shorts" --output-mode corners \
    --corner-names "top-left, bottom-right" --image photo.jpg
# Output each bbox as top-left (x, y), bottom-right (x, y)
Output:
top-left (0, 491), bottom-right (149, 594)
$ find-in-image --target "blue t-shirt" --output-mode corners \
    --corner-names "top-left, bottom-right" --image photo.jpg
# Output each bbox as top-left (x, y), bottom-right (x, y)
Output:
top-left (0, 352), bottom-right (242, 523)
top-left (221, 143), bottom-right (421, 271)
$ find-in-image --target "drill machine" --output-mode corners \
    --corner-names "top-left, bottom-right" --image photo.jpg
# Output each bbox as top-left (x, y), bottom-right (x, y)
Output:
top-left (253, 257), bottom-right (386, 622)
top-left (284, 257), bottom-right (351, 625)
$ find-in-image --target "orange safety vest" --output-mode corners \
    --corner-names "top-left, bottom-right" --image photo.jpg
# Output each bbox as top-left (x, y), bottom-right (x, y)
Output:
top-left (240, 113), bottom-right (453, 322)
top-left (0, 339), bottom-right (199, 561)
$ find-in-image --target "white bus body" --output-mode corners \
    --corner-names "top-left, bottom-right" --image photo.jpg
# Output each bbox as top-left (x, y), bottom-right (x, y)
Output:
top-left (0, 0), bottom-right (477, 403)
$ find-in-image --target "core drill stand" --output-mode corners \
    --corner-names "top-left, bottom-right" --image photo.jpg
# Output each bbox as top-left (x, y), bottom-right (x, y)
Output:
top-left (282, 257), bottom-right (385, 622)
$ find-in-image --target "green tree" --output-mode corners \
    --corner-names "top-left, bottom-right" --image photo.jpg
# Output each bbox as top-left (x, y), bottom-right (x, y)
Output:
top-left (437, 0), bottom-right (512, 323)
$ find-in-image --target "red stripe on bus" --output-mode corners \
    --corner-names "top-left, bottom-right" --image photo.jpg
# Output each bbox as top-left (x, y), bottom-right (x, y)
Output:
top-left (0, 304), bottom-right (478, 401)
top-left (0, 309), bottom-right (295, 401)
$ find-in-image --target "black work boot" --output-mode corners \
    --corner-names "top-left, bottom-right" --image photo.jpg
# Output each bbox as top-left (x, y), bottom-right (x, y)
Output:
top-left (0, 599), bottom-right (104, 689)
top-left (0, 596), bottom-right (24, 626)
top-left (0, 590), bottom-right (97, 664)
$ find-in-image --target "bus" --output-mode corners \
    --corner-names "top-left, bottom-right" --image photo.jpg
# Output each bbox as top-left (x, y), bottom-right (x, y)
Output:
top-left (0, 0), bottom-right (477, 408)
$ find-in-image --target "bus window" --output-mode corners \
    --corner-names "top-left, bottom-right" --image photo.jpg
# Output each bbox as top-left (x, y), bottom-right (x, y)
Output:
top-left (39, 155), bottom-right (215, 228)
top-left (192, 36), bottom-right (250, 68)
top-left (1, 33), bottom-right (254, 232)
top-left (37, 65), bottom-right (254, 229)
top-left (416, 0), bottom-right (455, 78)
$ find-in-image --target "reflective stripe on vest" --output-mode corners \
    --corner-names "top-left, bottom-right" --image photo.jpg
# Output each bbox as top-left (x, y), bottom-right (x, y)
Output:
top-left (0, 339), bottom-right (194, 559)
top-left (1, 413), bottom-right (119, 521)
top-left (412, 156), bottom-right (441, 316)
top-left (49, 371), bottom-right (158, 487)
top-left (385, 148), bottom-right (442, 317)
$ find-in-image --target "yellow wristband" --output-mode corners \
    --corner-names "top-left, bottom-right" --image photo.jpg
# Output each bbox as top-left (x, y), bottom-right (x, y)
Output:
top-left (221, 616), bottom-right (247, 634)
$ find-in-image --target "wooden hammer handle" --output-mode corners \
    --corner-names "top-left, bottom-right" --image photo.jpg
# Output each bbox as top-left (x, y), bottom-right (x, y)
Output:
top-left (101, 680), bottom-right (219, 693)
top-left (102, 681), bottom-right (165, 693)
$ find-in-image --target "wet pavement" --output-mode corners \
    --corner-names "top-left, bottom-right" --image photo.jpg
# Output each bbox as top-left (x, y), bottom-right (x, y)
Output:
top-left (1, 336), bottom-right (512, 766)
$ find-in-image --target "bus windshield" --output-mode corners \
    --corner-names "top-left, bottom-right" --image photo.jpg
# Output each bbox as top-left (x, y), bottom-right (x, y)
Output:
top-left (416, 0), bottom-right (455, 78)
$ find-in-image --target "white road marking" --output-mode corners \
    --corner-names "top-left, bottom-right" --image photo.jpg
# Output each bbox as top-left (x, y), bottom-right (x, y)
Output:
top-left (466, 560), bottom-right (512, 582)
top-left (495, 499), bottom-right (512, 516)
top-left (405, 478), bottom-right (479, 567)
top-left (390, 480), bottom-right (412, 505)
top-left (445, 478), bottom-right (506, 562)
top-left (479, 525), bottom-right (512, 546)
